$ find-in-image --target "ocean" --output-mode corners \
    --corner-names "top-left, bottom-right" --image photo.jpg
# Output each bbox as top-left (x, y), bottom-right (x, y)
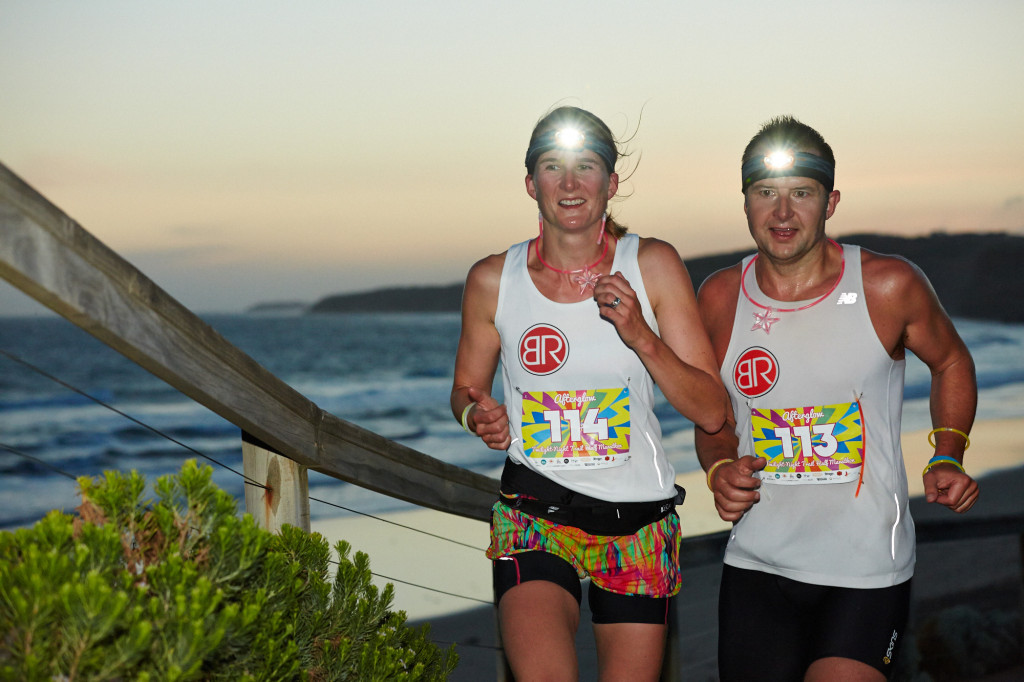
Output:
top-left (1, 313), bottom-right (1023, 530)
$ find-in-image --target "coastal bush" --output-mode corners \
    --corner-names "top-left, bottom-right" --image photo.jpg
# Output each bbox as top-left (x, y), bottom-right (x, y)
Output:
top-left (0, 460), bottom-right (457, 681)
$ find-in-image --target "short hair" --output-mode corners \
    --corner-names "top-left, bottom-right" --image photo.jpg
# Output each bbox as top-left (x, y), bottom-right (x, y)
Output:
top-left (742, 115), bottom-right (835, 167)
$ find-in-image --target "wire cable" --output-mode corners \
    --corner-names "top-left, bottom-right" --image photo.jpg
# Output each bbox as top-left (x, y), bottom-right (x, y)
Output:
top-left (368, 569), bottom-right (492, 606)
top-left (0, 348), bottom-right (492, 609)
top-left (2, 437), bottom-right (493, 609)
top-left (309, 494), bottom-right (485, 552)
top-left (1, 347), bottom-right (489, 553)
top-left (0, 441), bottom-right (78, 480)
top-left (0, 348), bottom-right (266, 490)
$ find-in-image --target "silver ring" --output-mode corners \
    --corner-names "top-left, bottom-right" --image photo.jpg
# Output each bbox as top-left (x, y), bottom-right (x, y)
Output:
top-left (610, 296), bottom-right (621, 309)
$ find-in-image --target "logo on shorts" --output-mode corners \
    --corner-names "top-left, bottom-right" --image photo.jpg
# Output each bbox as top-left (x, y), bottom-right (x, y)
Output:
top-left (519, 324), bottom-right (569, 375)
top-left (733, 347), bottom-right (778, 398)
top-left (882, 629), bottom-right (898, 665)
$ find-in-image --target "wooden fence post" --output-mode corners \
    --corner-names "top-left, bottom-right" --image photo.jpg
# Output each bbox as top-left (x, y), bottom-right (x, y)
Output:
top-left (242, 431), bottom-right (310, 533)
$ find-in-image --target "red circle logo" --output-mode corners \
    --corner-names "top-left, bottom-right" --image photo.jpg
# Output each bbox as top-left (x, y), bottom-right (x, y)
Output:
top-left (519, 324), bottom-right (569, 376)
top-left (733, 347), bottom-right (778, 398)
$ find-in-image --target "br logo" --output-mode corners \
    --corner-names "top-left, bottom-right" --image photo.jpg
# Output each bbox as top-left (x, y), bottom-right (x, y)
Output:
top-left (519, 324), bottom-right (568, 376)
top-left (733, 347), bottom-right (778, 398)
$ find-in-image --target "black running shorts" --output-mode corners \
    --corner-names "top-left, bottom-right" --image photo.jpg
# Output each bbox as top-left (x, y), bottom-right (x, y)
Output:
top-left (493, 551), bottom-right (671, 625)
top-left (718, 564), bottom-right (911, 680)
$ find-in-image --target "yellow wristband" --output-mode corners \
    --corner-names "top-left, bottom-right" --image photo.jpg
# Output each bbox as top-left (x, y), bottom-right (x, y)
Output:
top-left (927, 427), bottom-right (970, 451)
top-left (706, 458), bottom-right (736, 491)
top-left (461, 402), bottom-right (477, 434)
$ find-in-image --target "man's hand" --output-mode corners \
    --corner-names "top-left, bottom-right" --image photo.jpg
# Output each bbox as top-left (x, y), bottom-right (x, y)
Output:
top-left (710, 456), bottom-right (767, 522)
top-left (924, 465), bottom-right (979, 513)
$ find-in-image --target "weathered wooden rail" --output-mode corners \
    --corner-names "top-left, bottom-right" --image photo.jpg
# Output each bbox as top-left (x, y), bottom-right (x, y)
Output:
top-left (0, 157), bottom-right (510, 674)
top-left (0, 161), bottom-right (497, 525)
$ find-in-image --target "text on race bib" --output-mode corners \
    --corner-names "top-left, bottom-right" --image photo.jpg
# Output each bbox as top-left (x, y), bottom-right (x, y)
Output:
top-left (521, 388), bottom-right (630, 469)
top-left (751, 402), bottom-right (864, 484)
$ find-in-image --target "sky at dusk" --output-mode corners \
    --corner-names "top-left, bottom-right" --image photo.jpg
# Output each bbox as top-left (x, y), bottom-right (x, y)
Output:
top-left (2, 0), bottom-right (1023, 316)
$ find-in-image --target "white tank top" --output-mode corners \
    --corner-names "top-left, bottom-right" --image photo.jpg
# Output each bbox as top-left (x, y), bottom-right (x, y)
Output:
top-left (720, 244), bottom-right (914, 588)
top-left (495, 233), bottom-right (676, 503)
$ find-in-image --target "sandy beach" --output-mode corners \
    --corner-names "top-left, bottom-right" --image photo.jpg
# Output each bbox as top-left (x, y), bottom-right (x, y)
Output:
top-left (310, 417), bottom-right (1024, 623)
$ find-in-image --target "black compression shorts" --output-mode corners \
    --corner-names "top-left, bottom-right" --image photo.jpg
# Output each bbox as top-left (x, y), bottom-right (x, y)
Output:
top-left (718, 564), bottom-right (911, 681)
top-left (493, 551), bottom-right (670, 625)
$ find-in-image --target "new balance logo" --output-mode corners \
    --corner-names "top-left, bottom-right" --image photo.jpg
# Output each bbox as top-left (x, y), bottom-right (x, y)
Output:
top-left (837, 292), bottom-right (858, 305)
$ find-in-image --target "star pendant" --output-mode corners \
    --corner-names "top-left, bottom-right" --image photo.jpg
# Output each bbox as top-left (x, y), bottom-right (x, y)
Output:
top-left (751, 307), bottom-right (780, 334)
top-left (572, 268), bottom-right (602, 295)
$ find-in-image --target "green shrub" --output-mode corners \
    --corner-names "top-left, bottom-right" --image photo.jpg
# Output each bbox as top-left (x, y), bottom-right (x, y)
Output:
top-left (0, 460), bottom-right (457, 681)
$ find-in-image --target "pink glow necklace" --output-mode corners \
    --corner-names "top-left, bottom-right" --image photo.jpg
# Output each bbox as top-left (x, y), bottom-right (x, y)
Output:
top-left (533, 236), bottom-right (609, 294)
top-left (742, 239), bottom-right (845, 334)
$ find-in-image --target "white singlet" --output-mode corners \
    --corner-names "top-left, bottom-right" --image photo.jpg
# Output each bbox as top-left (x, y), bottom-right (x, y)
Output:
top-left (720, 244), bottom-right (915, 588)
top-left (494, 234), bottom-right (677, 503)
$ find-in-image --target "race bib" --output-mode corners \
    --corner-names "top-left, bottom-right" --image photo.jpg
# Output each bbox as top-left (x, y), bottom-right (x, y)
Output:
top-left (521, 388), bottom-right (630, 469)
top-left (750, 402), bottom-right (863, 484)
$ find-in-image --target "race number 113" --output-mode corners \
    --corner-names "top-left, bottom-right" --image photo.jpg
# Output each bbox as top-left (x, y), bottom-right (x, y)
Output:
top-left (773, 424), bottom-right (838, 459)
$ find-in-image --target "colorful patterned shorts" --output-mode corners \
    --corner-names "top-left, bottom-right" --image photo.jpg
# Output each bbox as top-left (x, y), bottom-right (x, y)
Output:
top-left (486, 500), bottom-right (683, 598)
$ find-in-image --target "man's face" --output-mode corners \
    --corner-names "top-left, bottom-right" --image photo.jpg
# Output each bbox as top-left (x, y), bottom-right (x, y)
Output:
top-left (743, 174), bottom-right (839, 262)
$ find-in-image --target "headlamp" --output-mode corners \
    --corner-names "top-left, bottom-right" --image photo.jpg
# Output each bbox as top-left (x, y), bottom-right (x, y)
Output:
top-left (554, 127), bottom-right (586, 149)
top-left (525, 126), bottom-right (617, 173)
top-left (741, 149), bottom-right (835, 193)
top-left (764, 151), bottom-right (795, 170)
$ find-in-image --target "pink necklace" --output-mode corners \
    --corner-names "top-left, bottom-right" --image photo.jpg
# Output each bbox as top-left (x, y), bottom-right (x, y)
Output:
top-left (534, 236), bottom-right (609, 294)
top-left (743, 239), bottom-right (844, 334)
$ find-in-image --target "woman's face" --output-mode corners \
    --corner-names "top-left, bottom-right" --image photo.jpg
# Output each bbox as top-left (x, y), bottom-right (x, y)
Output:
top-left (526, 147), bottom-right (618, 233)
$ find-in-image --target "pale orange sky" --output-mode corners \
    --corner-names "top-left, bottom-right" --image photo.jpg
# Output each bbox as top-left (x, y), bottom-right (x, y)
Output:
top-left (2, 1), bottom-right (1022, 315)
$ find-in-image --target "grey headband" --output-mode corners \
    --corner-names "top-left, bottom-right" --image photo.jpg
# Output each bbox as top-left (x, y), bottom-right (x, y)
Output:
top-left (741, 151), bottom-right (835, 193)
top-left (525, 128), bottom-right (617, 174)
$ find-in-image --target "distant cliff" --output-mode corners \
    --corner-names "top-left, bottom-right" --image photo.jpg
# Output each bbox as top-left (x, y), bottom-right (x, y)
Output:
top-left (308, 283), bottom-right (465, 313)
top-left (301, 232), bottom-right (1024, 322)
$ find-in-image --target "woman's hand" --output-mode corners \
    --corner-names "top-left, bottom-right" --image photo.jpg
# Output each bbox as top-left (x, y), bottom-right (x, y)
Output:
top-left (466, 386), bottom-right (511, 451)
top-left (594, 272), bottom-right (655, 350)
